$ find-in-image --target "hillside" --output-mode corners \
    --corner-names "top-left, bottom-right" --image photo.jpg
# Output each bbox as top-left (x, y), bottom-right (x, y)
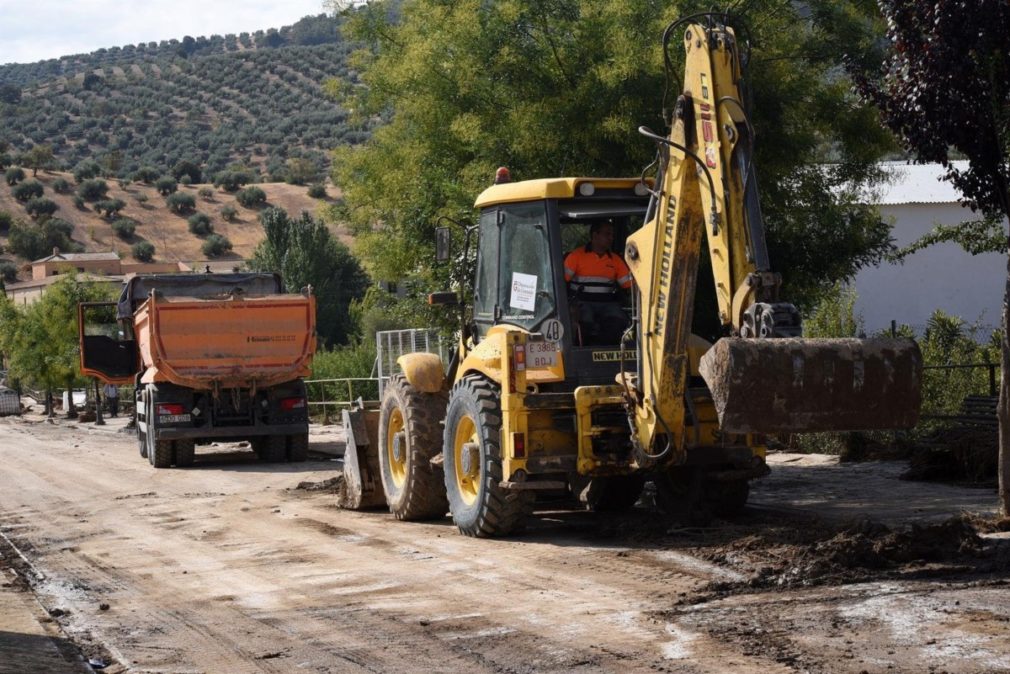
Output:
top-left (0, 14), bottom-right (366, 183)
top-left (0, 170), bottom-right (345, 281)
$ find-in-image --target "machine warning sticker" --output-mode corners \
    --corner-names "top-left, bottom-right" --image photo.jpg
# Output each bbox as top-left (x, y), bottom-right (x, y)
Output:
top-left (526, 341), bottom-right (560, 368)
top-left (510, 272), bottom-right (538, 312)
top-left (592, 350), bottom-right (637, 363)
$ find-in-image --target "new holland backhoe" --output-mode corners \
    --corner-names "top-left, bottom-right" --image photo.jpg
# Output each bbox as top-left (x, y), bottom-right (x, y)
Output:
top-left (341, 14), bottom-right (922, 536)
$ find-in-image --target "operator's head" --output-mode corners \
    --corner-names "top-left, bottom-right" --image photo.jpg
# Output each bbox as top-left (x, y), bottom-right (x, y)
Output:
top-left (589, 220), bottom-right (615, 255)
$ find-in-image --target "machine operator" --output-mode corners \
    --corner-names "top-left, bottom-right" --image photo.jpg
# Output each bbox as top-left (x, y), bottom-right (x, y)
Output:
top-left (564, 221), bottom-right (632, 345)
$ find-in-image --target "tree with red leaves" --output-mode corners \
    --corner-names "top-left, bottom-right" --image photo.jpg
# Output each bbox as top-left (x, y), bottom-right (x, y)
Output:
top-left (849, 0), bottom-right (1010, 513)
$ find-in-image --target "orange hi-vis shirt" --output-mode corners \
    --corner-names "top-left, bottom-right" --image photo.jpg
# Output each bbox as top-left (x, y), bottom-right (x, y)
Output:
top-left (564, 245), bottom-right (633, 298)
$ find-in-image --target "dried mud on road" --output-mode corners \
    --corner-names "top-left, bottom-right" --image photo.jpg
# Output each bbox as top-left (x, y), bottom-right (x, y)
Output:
top-left (1, 414), bottom-right (1009, 673)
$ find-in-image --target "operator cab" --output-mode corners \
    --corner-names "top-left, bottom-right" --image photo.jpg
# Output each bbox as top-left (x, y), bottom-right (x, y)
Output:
top-left (470, 177), bottom-right (651, 386)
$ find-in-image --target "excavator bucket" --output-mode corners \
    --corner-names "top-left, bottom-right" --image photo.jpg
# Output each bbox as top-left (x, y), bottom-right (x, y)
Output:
top-left (340, 404), bottom-right (387, 510)
top-left (699, 337), bottom-right (922, 433)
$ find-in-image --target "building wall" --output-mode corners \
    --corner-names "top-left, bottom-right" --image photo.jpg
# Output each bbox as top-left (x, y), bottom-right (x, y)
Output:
top-left (32, 259), bottom-right (121, 280)
top-left (852, 202), bottom-right (1006, 334)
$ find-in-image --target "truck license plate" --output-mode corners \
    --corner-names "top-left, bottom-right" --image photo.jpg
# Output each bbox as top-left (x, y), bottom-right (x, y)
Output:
top-left (526, 341), bottom-right (559, 368)
top-left (159, 414), bottom-right (192, 424)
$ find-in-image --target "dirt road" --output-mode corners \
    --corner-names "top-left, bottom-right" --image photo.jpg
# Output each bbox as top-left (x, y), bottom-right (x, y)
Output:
top-left (1, 414), bottom-right (1008, 673)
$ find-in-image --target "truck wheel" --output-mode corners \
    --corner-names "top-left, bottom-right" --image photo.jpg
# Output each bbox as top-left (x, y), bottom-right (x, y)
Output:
top-left (138, 433), bottom-right (148, 459)
top-left (377, 374), bottom-right (449, 521)
top-left (585, 475), bottom-right (645, 512)
top-left (150, 439), bottom-right (174, 468)
top-left (443, 376), bottom-right (532, 537)
top-left (257, 436), bottom-right (287, 462)
top-left (287, 433), bottom-right (309, 462)
top-left (175, 440), bottom-right (195, 467)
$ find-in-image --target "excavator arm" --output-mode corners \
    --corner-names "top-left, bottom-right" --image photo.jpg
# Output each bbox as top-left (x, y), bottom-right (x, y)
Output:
top-left (624, 18), bottom-right (922, 458)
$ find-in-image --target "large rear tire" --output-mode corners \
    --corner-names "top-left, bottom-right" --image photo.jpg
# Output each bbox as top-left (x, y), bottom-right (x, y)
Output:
top-left (377, 375), bottom-right (448, 520)
top-left (443, 376), bottom-right (532, 537)
top-left (175, 439), bottom-right (195, 467)
top-left (257, 435), bottom-right (287, 463)
top-left (287, 433), bottom-right (309, 462)
top-left (150, 438), bottom-right (174, 469)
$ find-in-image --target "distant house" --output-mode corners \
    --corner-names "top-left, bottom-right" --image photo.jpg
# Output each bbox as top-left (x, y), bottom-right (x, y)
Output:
top-left (4, 249), bottom-right (244, 305)
top-left (852, 161), bottom-right (1007, 335)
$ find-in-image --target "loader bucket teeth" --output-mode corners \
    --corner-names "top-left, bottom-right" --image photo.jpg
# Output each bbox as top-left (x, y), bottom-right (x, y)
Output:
top-left (699, 337), bottom-right (923, 433)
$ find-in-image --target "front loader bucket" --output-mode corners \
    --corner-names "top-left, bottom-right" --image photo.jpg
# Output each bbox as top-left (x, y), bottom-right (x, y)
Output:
top-left (699, 337), bottom-right (922, 433)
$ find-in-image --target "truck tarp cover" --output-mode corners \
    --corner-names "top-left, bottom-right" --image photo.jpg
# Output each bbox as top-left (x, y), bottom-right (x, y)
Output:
top-left (117, 273), bottom-right (282, 320)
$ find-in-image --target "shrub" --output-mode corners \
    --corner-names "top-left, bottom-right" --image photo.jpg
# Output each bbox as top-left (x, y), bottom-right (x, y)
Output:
top-left (166, 192), bottom-right (196, 214)
top-left (202, 234), bottom-right (233, 258)
top-left (307, 183), bottom-right (327, 198)
top-left (51, 177), bottom-right (71, 193)
top-left (94, 198), bottom-right (126, 219)
top-left (133, 193), bottom-right (149, 205)
top-left (0, 210), bottom-right (12, 234)
top-left (5, 167), bottom-right (25, 186)
top-left (187, 212), bottom-right (213, 236)
top-left (212, 170), bottom-right (253, 192)
top-left (111, 218), bottom-right (136, 239)
top-left (236, 186), bottom-right (266, 208)
top-left (179, 175), bottom-right (192, 186)
top-left (221, 204), bottom-right (238, 221)
top-left (72, 160), bottom-right (102, 182)
top-left (72, 195), bottom-right (86, 209)
top-left (12, 180), bottom-right (43, 202)
top-left (155, 176), bottom-right (178, 195)
top-left (198, 187), bottom-right (215, 200)
top-left (132, 167), bottom-right (160, 183)
top-left (76, 178), bottom-right (109, 201)
top-left (131, 241), bottom-right (155, 261)
top-left (0, 261), bottom-right (17, 283)
top-left (25, 197), bottom-right (58, 219)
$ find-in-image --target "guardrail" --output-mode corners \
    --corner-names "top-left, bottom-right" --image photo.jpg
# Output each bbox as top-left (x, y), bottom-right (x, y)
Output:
top-left (304, 377), bottom-right (379, 423)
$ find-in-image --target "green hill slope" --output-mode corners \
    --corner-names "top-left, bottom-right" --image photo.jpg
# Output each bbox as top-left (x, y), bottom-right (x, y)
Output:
top-left (0, 15), bottom-right (364, 183)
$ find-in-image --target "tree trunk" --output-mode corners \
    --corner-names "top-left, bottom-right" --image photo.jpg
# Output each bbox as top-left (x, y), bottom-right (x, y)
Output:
top-left (66, 380), bottom-right (77, 419)
top-left (44, 388), bottom-right (53, 418)
top-left (1000, 252), bottom-right (1010, 517)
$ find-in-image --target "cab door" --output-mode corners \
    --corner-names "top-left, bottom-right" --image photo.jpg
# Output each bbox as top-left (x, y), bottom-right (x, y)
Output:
top-left (78, 302), bottom-right (140, 384)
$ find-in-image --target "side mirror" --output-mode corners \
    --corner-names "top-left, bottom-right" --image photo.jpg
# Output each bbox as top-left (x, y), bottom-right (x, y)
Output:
top-left (435, 226), bottom-right (451, 263)
top-left (428, 291), bottom-right (460, 306)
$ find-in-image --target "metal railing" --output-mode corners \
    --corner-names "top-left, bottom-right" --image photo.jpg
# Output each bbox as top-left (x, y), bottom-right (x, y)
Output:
top-left (375, 328), bottom-right (448, 398)
top-left (304, 377), bottom-right (380, 423)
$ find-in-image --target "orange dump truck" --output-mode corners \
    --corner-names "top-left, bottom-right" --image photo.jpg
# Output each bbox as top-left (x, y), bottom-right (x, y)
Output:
top-left (79, 273), bottom-right (316, 468)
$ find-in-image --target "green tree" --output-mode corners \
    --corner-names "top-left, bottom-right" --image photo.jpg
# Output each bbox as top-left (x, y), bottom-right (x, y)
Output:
top-left (849, 0), bottom-right (1010, 513)
top-left (172, 160), bottom-right (202, 184)
top-left (236, 186), bottom-right (266, 208)
top-left (24, 145), bottom-right (54, 177)
top-left (166, 192), bottom-right (196, 214)
top-left (201, 233), bottom-right (233, 258)
top-left (0, 275), bottom-right (115, 417)
top-left (12, 180), bottom-right (43, 202)
top-left (155, 176), bottom-right (178, 195)
top-left (330, 0), bottom-right (893, 308)
top-left (249, 207), bottom-right (369, 346)
top-left (111, 218), bottom-right (136, 239)
top-left (132, 241), bottom-right (155, 261)
top-left (94, 198), bottom-right (126, 219)
top-left (285, 157), bottom-right (317, 185)
top-left (76, 179), bottom-right (109, 201)
top-left (5, 167), bottom-right (25, 186)
top-left (187, 212), bottom-right (213, 235)
top-left (25, 198), bottom-right (59, 219)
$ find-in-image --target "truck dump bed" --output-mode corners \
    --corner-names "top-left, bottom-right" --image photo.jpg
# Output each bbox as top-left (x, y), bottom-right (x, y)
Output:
top-left (136, 292), bottom-right (316, 390)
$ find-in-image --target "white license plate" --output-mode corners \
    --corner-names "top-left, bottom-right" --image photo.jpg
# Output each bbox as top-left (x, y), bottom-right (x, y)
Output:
top-left (526, 341), bottom-right (559, 368)
top-left (159, 414), bottom-right (191, 424)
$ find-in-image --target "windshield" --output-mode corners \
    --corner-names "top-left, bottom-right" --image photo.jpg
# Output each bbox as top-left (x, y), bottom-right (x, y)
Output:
top-left (472, 202), bottom-right (557, 335)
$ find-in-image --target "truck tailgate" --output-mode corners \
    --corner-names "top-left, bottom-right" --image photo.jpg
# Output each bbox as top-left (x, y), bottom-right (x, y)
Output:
top-left (136, 294), bottom-right (317, 389)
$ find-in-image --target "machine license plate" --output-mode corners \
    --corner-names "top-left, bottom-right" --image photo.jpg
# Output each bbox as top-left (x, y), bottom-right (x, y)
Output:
top-left (526, 341), bottom-right (559, 368)
top-left (159, 414), bottom-right (191, 424)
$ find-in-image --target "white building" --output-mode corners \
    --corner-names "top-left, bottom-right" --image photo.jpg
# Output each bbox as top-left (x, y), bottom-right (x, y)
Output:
top-left (853, 161), bottom-right (1007, 335)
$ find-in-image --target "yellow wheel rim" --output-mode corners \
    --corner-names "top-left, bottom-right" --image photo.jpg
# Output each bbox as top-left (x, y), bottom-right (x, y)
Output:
top-left (386, 407), bottom-right (406, 488)
top-left (452, 415), bottom-right (480, 506)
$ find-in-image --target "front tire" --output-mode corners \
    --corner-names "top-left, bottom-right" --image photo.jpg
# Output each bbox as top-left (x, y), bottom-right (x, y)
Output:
top-left (443, 376), bottom-right (532, 537)
top-left (287, 433), bottom-right (309, 462)
top-left (377, 375), bottom-right (448, 520)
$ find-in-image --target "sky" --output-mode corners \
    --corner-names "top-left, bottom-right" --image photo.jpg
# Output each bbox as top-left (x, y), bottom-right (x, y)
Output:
top-left (0, 0), bottom-right (331, 66)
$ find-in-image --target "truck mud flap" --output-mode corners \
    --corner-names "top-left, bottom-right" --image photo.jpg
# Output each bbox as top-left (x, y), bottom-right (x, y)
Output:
top-left (341, 405), bottom-right (386, 510)
top-left (699, 337), bottom-right (922, 433)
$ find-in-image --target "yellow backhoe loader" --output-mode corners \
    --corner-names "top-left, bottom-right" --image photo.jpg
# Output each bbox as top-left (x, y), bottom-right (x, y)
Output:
top-left (341, 15), bottom-right (922, 536)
